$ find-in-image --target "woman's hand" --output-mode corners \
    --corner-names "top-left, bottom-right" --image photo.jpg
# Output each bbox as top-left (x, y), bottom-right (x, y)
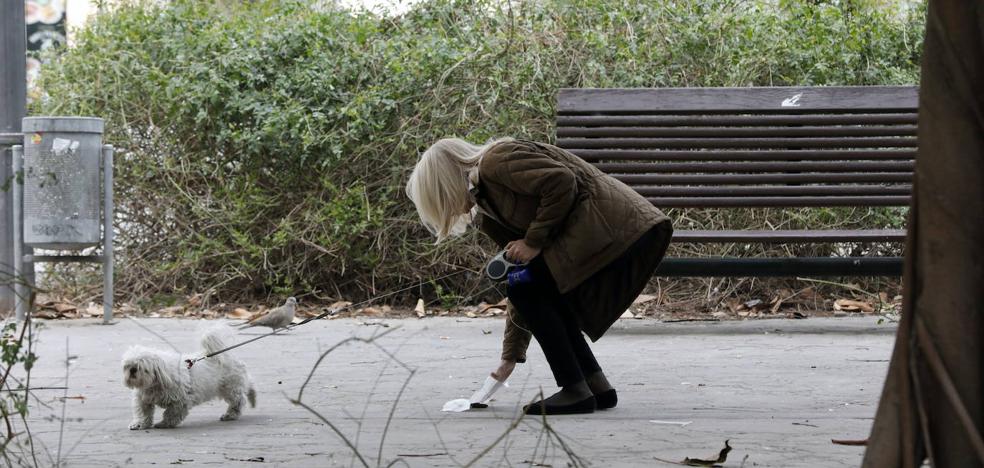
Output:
top-left (505, 240), bottom-right (541, 264)
top-left (491, 359), bottom-right (516, 382)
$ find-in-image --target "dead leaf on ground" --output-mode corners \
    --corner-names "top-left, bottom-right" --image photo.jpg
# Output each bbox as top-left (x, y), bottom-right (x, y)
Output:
top-left (633, 294), bottom-right (657, 305)
top-left (224, 456), bottom-right (265, 463)
top-left (33, 310), bottom-right (60, 320)
top-left (84, 304), bottom-right (102, 317)
top-left (159, 305), bottom-right (184, 318)
top-left (51, 302), bottom-right (77, 314)
top-left (478, 299), bottom-right (507, 315)
top-left (226, 308), bottom-right (252, 320)
top-left (414, 298), bottom-right (426, 318)
top-left (329, 300), bottom-right (352, 311)
top-left (360, 307), bottom-right (382, 317)
top-left (743, 299), bottom-right (763, 310)
top-left (833, 299), bottom-right (874, 313)
top-left (620, 310), bottom-right (635, 319)
top-left (831, 438), bottom-right (868, 446)
top-left (800, 287), bottom-right (820, 301)
top-left (770, 296), bottom-right (784, 314)
top-left (683, 439), bottom-right (732, 466)
top-left (118, 303), bottom-right (139, 316)
top-left (465, 311), bottom-right (477, 318)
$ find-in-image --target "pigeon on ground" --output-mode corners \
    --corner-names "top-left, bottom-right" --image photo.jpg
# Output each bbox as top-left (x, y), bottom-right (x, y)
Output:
top-left (238, 297), bottom-right (297, 331)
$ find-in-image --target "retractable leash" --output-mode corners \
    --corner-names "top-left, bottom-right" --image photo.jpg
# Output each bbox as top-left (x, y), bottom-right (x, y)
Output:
top-left (185, 269), bottom-right (471, 368)
top-left (484, 250), bottom-right (533, 286)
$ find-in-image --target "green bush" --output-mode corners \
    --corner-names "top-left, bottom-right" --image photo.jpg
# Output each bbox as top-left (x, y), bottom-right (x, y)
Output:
top-left (34, 0), bottom-right (925, 305)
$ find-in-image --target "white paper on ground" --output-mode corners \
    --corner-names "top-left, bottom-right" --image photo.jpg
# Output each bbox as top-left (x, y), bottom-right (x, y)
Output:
top-left (441, 398), bottom-right (471, 412)
top-left (442, 376), bottom-right (509, 413)
top-left (649, 420), bottom-right (692, 426)
top-left (469, 376), bottom-right (508, 404)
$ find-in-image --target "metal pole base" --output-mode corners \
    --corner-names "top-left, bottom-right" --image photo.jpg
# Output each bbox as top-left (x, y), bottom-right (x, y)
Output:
top-left (102, 145), bottom-right (114, 324)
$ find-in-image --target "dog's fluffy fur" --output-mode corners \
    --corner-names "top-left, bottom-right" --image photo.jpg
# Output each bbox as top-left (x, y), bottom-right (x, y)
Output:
top-left (123, 327), bottom-right (256, 429)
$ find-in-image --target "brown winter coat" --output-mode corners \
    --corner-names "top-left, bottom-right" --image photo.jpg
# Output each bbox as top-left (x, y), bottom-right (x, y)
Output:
top-left (469, 140), bottom-right (672, 362)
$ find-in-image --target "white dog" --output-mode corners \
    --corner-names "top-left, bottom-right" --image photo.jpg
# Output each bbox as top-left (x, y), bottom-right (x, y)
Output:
top-left (122, 327), bottom-right (256, 429)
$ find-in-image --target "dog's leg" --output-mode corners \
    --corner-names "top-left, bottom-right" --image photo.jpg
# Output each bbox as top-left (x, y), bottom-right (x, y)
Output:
top-left (129, 395), bottom-right (154, 430)
top-left (220, 392), bottom-right (244, 421)
top-left (153, 403), bottom-right (189, 428)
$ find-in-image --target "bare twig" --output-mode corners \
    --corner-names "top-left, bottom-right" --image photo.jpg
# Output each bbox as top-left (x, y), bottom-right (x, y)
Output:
top-left (288, 327), bottom-right (405, 468)
top-left (795, 277), bottom-right (878, 298)
top-left (462, 397), bottom-right (536, 467)
top-left (56, 337), bottom-right (70, 466)
top-left (288, 395), bottom-right (372, 468)
top-left (376, 368), bottom-right (416, 468)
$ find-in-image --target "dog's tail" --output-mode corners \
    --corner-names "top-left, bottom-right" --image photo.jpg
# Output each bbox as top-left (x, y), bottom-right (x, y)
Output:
top-left (247, 384), bottom-right (257, 408)
top-left (200, 325), bottom-right (230, 357)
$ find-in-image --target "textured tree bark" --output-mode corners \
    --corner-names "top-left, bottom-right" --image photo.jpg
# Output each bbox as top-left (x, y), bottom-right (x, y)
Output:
top-left (862, 2), bottom-right (984, 467)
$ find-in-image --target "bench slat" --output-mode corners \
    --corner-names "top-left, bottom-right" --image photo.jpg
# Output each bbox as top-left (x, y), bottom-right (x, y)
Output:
top-left (647, 196), bottom-right (910, 207)
top-left (596, 161), bottom-right (914, 173)
top-left (572, 149), bottom-right (915, 161)
top-left (615, 173), bottom-right (913, 185)
top-left (558, 86), bottom-right (918, 113)
top-left (554, 86), bottom-right (912, 269)
top-left (557, 125), bottom-right (916, 138)
top-left (671, 229), bottom-right (906, 243)
top-left (556, 113), bottom-right (918, 127)
top-left (559, 136), bottom-right (916, 149)
top-left (655, 257), bottom-right (903, 277)
top-left (634, 185), bottom-right (911, 197)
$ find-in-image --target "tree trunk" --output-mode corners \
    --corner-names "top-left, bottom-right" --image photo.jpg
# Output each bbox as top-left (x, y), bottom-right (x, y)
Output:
top-left (862, 2), bottom-right (984, 467)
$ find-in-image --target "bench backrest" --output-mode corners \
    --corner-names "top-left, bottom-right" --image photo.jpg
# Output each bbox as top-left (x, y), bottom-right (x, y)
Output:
top-left (555, 86), bottom-right (918, 208)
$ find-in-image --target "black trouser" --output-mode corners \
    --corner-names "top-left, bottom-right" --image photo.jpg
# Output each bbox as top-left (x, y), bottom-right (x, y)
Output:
top-left (507, 257), bottom-right (601, 388)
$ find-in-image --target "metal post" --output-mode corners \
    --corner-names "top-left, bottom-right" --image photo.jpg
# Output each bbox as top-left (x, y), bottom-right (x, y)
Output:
top-left (1, 0), bottom-right (27, 315)
top-left (0, 140), bottom-right (14, 314)
top-left (12, 145), bottom-right (25, 321)
top-left (102, 145), bottom-right (114, 323)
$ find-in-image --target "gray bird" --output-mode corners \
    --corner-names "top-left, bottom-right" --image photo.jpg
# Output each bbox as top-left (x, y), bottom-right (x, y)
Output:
top-left (238, 297), bottom-right (297, 331)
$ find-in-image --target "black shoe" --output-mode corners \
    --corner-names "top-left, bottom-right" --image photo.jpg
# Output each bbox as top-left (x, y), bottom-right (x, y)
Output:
top-left (594, 389), bottom-right (617, 410)
top-left (524, 396), bottom-right (596, 415)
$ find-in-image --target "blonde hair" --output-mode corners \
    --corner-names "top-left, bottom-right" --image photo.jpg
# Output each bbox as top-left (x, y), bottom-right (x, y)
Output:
top-left (406, 137), bottom-right (512, 242)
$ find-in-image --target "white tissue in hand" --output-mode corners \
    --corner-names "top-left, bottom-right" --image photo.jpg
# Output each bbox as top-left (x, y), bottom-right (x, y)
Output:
top-left (441, 398), bottom-right (471, 412)
top-left (469, 376), bottom-right (507, 404)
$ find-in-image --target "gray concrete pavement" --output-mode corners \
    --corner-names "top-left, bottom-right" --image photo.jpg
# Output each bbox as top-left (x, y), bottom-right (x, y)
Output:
top-left (12, 317), bottom-right (897, 467)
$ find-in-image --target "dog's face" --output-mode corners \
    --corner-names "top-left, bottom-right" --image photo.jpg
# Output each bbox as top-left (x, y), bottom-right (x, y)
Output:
top-left (122, 348), bottom-right (170, 390)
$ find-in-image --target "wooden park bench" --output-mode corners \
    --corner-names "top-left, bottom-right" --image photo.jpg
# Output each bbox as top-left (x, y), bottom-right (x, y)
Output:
top-left (555, 86), bottom-right (917, 277)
